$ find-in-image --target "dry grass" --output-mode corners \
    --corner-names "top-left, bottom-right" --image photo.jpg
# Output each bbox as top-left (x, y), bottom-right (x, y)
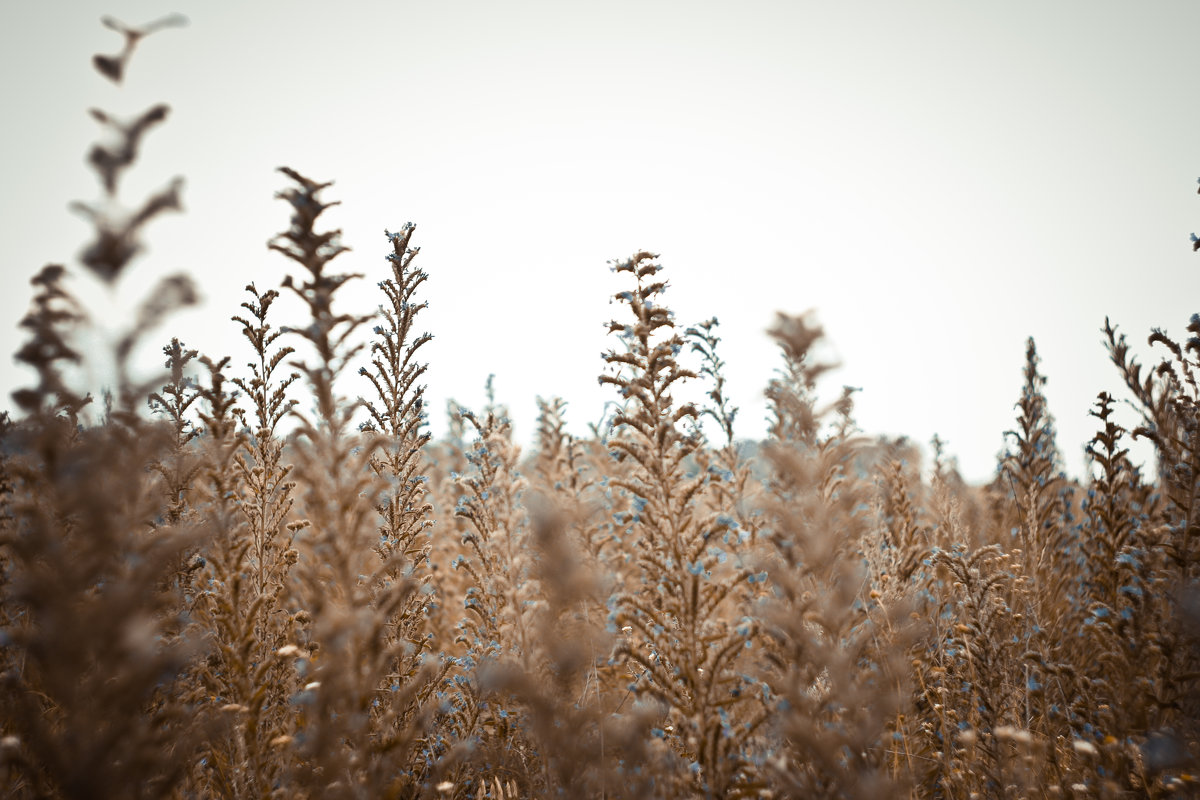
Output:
top-left (3, 15), bottom-right (1199, 800)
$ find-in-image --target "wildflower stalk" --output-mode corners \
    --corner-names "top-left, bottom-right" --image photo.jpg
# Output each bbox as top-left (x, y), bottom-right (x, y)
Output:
top-left (601, 252), bottom-right (763, 797)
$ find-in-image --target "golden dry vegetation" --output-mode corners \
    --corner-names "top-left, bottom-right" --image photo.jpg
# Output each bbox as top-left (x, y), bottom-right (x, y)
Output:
top-left (2, 16), bottom-right (1199, 800)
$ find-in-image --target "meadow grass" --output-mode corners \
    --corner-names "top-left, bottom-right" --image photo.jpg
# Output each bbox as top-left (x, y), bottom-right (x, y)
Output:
top-left (2, 15), bottom-right (1199, 800)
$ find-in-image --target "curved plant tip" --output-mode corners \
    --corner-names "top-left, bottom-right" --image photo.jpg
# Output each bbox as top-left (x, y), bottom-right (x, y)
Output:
top-left (93, 13), bottom-right (188, 84)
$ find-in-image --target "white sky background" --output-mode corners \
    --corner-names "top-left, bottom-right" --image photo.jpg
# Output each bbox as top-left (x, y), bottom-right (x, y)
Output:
top-left (2, 0), bottom-right (1199, 484)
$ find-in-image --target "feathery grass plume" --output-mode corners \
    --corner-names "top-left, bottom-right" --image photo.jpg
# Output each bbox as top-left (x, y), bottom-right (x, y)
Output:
top-left (471, 500), bottom-right (674, 800)
top-left (177, 282), bottom-right (310, 797)
top-left (272, 168), bottom-right (364, 430)
top-left (532, 397), bottom-right (586, 501)
top-left (600, 252), bottom-right (766, 797)
top-left (527, 400), bottom-right (678, 797)
top-left (527, 396), bottom-right (618, 732)
top-left (183, 352), bottom-right (276, 799)
top-left (358, 223), bottom-right (451, 790)
top-left (1080, 393), bottom-right (1157, 612)
top-left (1033, 390), bottom-right (1171, 791)
top-left (72, 17), bottom-right (199, 415)
top-left (272, 167), bottom-right (433, 797)
top-left (997, 337), bottom-right (1071, 585)
top-left (1105, 316), bottom-right (1200, 582)
top-left (438, 395), bottom-right (548, 794)
top-left (427, 400), bottom-right (471, 558)
top-left (531, 395), bottom-right (610, 564)
top-left (754, 311), bottom-right (916, 799)
top-left (146, 338), bottom-right (203, 527)
top-left (186, 351), bottom-right (320, 798)
top-left (760, 447), bottom-right (919, 799)
top-left (871, 456), bottom-right (929, 592)
top-left (229, 283), bottom-right (303, 643)
top-left (361, 224), bottom-right (435, 568)
top-left (0, 17), bottom-right (209, 797)
top-left (1102, 315), bottom-right (1200, 782)
top-left (533, 397), bottom-right (571, 484)
top-left (687, 318), bottom-right (737, 446)
top-left (764, 310), bottom-right (836, 447)
top-left (991, 338), bottom-right (1086, 782)
top-left (686, 318), bottom-right (762, 545)
top-left (916, 545), bottom-right (1028, 796)
top-left (449, 382), bottom-right (524, 628)
top-left (926, 434), bottom-right (990, 550)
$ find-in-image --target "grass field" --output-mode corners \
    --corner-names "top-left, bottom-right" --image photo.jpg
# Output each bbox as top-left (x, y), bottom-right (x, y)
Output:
top-left (2, 15), bottom-right (1199, 800)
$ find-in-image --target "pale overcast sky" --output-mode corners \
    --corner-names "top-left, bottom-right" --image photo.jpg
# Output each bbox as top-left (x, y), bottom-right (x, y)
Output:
top-left (2, 1), bottom-right (1199, 482)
